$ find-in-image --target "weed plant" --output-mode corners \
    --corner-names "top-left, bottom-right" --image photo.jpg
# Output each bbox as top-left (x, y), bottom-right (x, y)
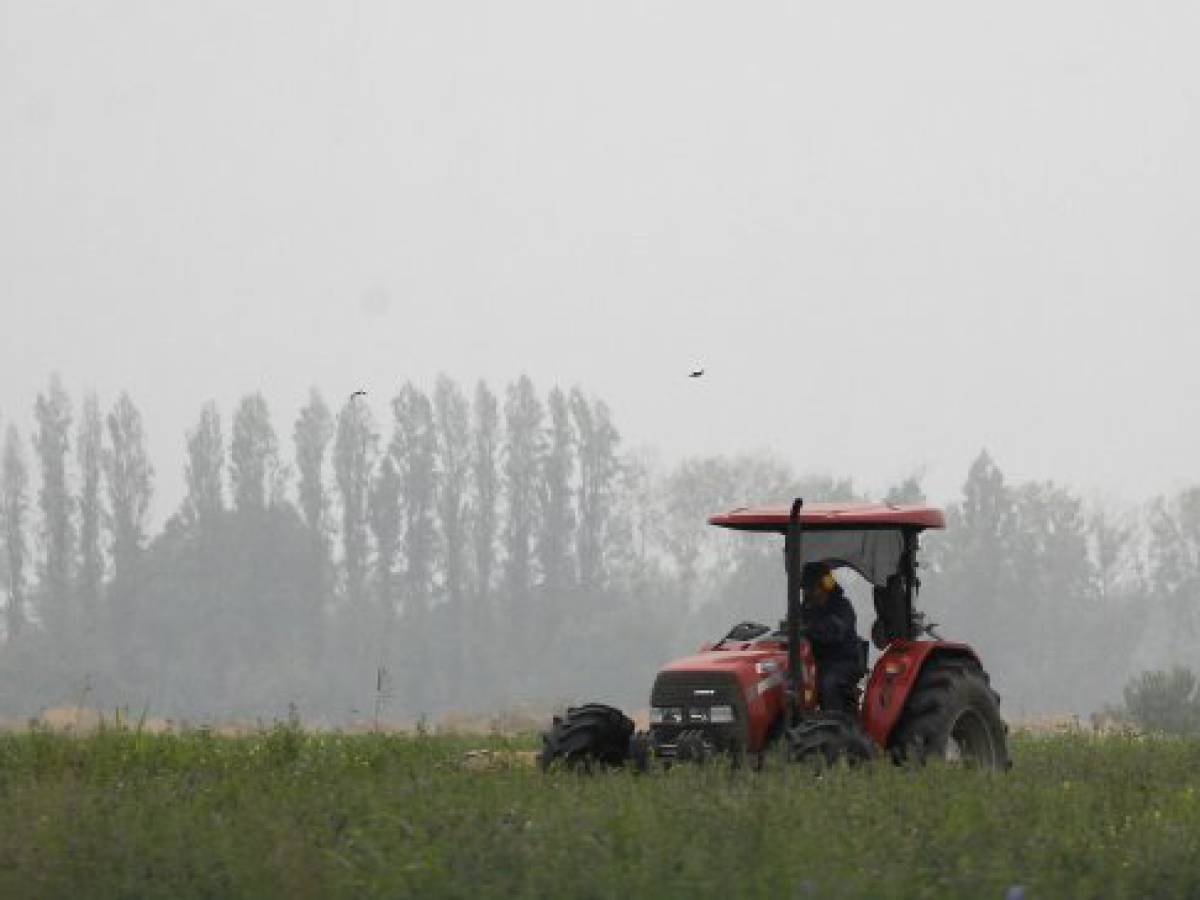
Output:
top-left (0, 727), bottom-right (1197, 898)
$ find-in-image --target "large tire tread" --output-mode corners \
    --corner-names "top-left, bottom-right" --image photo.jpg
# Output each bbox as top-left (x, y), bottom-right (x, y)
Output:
top-left (890, 656), bottom-right (1010, 770)
top-left (787, 712), bottom-right (877, 768)
top-left (540, 703), bottom-right (634, 772)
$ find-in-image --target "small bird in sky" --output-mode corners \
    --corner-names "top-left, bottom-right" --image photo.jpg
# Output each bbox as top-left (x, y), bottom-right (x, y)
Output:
top-left (688, 368), bottom-right (705, 379)
top-left (351, 390), bottom-right (367, 399)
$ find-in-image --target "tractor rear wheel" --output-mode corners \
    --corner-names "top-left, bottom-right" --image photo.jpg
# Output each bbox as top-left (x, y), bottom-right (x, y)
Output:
top-left (539, 703), bottom-right (634, 772)
top-left (890, 656), bottom-right (1010, 769)
top-left (786, 712), bottom-right (877, 767)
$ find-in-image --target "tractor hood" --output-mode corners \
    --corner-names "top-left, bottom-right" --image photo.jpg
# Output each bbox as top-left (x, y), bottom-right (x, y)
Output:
top-left (661, 647), bottom-right (783, 674)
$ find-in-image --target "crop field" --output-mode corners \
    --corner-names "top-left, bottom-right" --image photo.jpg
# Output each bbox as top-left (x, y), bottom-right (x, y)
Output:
top-left (0, 727), bottom-right (1198, 899)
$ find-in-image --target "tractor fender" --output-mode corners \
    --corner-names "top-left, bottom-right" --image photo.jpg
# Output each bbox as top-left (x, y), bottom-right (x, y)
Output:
top-left (860, 641), bottom-right (979, 747)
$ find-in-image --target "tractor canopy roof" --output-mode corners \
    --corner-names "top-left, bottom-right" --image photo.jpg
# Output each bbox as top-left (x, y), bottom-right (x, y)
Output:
top-left (708, 502), bottom-right (945, 532)
top-left (708, 502), bottom-right (945, 587)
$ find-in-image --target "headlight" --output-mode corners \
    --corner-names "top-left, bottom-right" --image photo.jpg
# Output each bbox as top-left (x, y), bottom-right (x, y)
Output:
top-left (709, 705), bottom-right (735, 724)
top-left (650, 707), bottom-right (682, 724)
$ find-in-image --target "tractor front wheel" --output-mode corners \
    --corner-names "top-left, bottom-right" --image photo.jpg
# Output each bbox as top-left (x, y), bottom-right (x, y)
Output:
top-left (890, 656), bottom-right (1010, 769)
top-left (539, 704), bottom-right (635, 772)
top-left (786, 712), bottom-right (877, 767)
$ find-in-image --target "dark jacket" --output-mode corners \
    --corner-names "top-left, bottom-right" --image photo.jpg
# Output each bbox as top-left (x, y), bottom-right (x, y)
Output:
top-left (800, 588), bottom-right (860, 669)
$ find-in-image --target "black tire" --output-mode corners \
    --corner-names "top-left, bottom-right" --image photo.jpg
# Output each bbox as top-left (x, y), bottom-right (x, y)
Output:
top-left (539, 703), bottom-right (634, 772)
top-left (786, 712), bottom-right (877, 767)
top-left (890, 655), bottom-right (1010, 770)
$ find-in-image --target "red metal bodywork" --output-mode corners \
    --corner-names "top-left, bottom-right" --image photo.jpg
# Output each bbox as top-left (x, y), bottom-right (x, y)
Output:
top-left (662, 638), bottom-right (817, 752)
top-left (661, 637), bottom-right (976, 752)
top-left (859, 640), bottom-right (977, 746)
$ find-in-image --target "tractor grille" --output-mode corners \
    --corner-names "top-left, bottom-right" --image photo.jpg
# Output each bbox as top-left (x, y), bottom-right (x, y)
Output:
top-left (649, 671), bottom-right (746, 754)
top-left (651, 670), bottom-right (741, 707)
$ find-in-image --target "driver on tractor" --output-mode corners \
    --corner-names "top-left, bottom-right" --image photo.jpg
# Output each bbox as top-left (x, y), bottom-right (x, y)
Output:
top-left (800, 562), bottom-right (864, 713)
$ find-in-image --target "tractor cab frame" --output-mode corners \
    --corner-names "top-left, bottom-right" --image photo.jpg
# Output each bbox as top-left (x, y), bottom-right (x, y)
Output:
top-left (709, 499), bottom-right (944, 728)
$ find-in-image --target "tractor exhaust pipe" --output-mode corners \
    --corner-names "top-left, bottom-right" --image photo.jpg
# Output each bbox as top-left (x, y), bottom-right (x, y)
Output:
top-left (784, 497), bottom-right (804, 729)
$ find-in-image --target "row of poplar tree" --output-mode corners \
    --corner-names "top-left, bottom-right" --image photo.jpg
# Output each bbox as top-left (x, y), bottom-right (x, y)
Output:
top-left (0, 373), bottom-right (1197, 721)
top-left (0, 374), bottom-right (648, 720)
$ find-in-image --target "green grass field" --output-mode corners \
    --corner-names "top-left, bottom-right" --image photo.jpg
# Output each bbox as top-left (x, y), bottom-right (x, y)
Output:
top-left (0, 727), bottom-right (1197, 899)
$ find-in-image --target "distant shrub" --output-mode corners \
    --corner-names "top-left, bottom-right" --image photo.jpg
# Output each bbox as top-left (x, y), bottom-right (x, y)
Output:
top-left (1121, 667), bottom-right (1200, 735)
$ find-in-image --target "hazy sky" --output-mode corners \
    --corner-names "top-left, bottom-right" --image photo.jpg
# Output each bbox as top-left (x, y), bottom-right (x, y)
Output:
top-left (3, 1), bottom-right (1198, 519)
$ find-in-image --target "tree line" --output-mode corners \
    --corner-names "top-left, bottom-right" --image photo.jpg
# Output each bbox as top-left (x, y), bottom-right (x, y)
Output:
top-left (0, 374), bottom-right (1197, 722)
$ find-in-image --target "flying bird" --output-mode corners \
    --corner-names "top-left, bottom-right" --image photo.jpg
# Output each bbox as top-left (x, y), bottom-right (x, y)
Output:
top-left (688, 368), bottom-right (705, 378)
top-left (351, 390), bottom-right (367, 399)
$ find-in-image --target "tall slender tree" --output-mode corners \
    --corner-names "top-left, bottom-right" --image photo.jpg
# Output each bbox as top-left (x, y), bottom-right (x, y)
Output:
top-left (388, 384), bottom-right (437, 710)
top-left (104, 393), bottom-right (153, 587)
top-left (230, 392), bottom-right (281, 515)
top-left (470, 381), bottom-right (500, 608)
top-left (930, 450), bottom-right (1017, 617)
top-left (537, 387), bottom-right (575, 624)
top-left (368, 454), bottom-right (402, 621)
top-left (501, 376), bottom-right (545, 649)
top-left (294, 389), bottom-right (335, 631)
top-left (33, 374), bottom-right (75, 631)
top-left (76, 392), bottom-right (105, 614)
top-left (2, 425), bottom-right (29, 641)
top-left (182, 402), bottom-right (224, 526)
top-left (433, 375), bottom-right (471, 703)
top-left (570, 389), bottom-right (620, 595)
top-left (467, 381), bottom-right (500, 699)
top-left (334, 396), bottom-right (376, 609)
top-left (392, 384), bottom-right (437, 623)
top-left (920, 451), bottom-right (1023, 704)
top-left (294, 389), bottom-right (334, 541)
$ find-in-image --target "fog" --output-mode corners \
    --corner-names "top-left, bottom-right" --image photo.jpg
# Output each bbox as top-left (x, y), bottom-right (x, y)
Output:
top-left (1, 2), bottom-right (1197, 724)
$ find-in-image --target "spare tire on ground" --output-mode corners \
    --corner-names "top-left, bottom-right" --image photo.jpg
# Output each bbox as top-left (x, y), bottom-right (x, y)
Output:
top-left (889, 654), bottom-right (1010, 770)
top-left (539, 704), bottom-right (635, 772)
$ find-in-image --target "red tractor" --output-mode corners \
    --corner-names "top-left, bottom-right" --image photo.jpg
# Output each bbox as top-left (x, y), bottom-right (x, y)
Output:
top-left (541, 499), bottom-right (1009, 769)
